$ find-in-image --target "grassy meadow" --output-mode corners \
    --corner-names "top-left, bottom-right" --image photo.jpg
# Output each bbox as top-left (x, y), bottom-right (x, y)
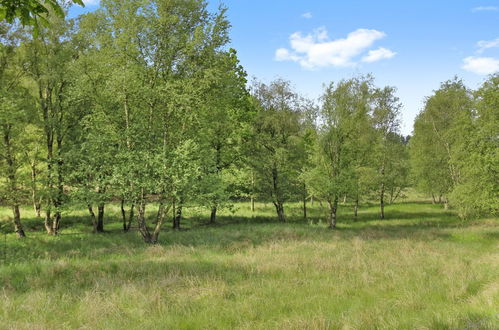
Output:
top-left (0, 197), bottom-right (498, 329)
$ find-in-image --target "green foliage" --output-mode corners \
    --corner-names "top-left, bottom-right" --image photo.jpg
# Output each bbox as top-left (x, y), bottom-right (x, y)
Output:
top-left (195, 49), bottom-right (250, 219)
top-left (449, 74), bottom-right (499, 218)
top-left (370, 86), bottom-right (409, 212)
top-left (0, 0), bottom-right (84, 35)
top-left (0, 0), bottom-right (495, 240)
top-left (410, 78), bottom-right (473, 202)
top-left (248, 79), bottom-right (304, 221)
top-left (306, 76), bottom-right (408, 225)
top-left (409, 76), bottom-right (497, 218)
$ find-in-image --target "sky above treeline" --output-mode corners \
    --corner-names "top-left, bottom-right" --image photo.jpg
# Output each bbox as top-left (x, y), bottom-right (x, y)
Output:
top-left (73, 0), bottom-right (499, 135)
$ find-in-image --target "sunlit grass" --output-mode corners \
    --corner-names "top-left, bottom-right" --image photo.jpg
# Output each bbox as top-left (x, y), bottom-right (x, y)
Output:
top-left (0, 198), bottom-right (497, 329)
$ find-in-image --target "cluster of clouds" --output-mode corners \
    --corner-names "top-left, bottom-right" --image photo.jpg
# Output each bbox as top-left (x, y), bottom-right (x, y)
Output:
top-left (275, 27), bottom-right (396, 70)
top-left (276, 10), bottom-right (498, 75)
top-left (462, 37), bottom-right (499, 75)
top-left (463, 6), bottom-right (499, 74)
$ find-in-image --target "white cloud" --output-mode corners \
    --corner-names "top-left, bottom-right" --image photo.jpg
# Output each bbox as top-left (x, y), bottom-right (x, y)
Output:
top-left (275, 48), bottom-right (301, 62)
top-left (462, 56), bottom-right (499, 74)
top-left (83, 0), bottom-right (100, 6)
top-left (477, 37), bottom-right (499, 53)
top-left (472, 6), bottom-right (498, 12)
top-left (275, 27), bottom-right (394, 69)
top-left (361, 47), bottom-right (397, 62)
top-left (302, 12), bottom-right (313, 19)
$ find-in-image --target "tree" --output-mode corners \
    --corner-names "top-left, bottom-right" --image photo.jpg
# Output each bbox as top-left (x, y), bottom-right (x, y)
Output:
top-left (0, 22), bottom-right (32, 237)
top-left (450, 74), bottom-right (499, 218)
top-left (410, 78), bottom-right (473, 208)
top-left (196, 49), bottom-right (249, 224)
top-left (20, 12), bottom-right (84, 235)
top-left (307, 77), bottom-right (372, 229)
top-left (371, 86), bottom-right (407, 219)
top-left (80, 0), bottom-right (233, 242)
top-left (249, 79), bottom-right (302, 222)
top-left (0, 95), bottom-right (31, 238)
top-left (295, 98), bottom-right (318, 221)
top-left (19, 124), bottom-right (44, 217)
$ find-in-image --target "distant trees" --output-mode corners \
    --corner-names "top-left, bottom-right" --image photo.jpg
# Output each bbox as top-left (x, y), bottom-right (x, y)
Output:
top-left (410, 75), bottom-right (498, 218)
top-left (304, 76), bottom-right (408, 228)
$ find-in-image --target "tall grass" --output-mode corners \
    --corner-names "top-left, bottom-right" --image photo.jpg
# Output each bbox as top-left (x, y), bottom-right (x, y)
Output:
top-left (0, 199), bottom-right (497, 329)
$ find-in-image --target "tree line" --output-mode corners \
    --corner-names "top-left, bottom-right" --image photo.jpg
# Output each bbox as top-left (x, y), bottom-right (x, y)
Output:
top-left (0, 0), bottom-right (497, 242)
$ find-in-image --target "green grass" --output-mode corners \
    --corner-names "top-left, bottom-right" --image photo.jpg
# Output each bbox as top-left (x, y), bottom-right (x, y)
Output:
top-left (0, 198), bottom-right (498, 329)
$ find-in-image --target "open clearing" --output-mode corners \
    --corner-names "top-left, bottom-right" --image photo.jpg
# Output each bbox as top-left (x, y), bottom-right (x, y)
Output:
top-left (0, 201), bottom-right (498, 329)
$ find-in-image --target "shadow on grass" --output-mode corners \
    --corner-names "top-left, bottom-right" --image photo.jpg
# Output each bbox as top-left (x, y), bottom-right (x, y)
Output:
top-left (0, 255), bottom-right (273, 294)
top-left (0, 202), bottom-right (497, 267)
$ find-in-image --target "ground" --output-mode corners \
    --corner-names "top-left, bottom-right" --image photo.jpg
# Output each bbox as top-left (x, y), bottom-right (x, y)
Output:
top-left (0, 198), bottom-right (498, 329)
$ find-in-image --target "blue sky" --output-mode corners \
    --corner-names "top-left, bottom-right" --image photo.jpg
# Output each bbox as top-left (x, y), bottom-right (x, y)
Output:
top-left (73, 0), bottom-right (499, 135)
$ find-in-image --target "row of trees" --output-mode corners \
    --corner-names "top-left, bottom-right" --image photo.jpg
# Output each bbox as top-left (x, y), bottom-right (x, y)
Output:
top-left (410, 76), bottom-right (498, 218)
top-left (0, 0), bottom-right (496, 242)
top-left (250, 77), bottom-right (410, 228)
top-left (0, 0), bottom-right (252, 241)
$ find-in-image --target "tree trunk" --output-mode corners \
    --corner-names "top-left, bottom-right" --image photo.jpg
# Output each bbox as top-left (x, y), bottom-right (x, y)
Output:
top-left (121, 199), bottom-right (127, 231)
top-left (250, 172), bottom-right (255, 212)
top-left (96, 203), bottom-right (105, 232)
top-left (35, 202), bottom-right (41, 218)
top-left (44, 137), bottom-right (54, 235)
top-left (443, 196), bottom-right (449, 210)
top-left (44, 209), bottom-right (53, 235)
top-left (380, 163), bottom-right (385, 219)
top-left (173, 198), bottom-right (182, 230)
top-left (303, 195), bottom-right (307, 221)
top-left (431, 193), bottom-right (436, 204)
top-left (53, 211), bottom-right (61, 235)
top-left (151, 200), bottom-right (169, 243)
top-left (40, 81), bottom-right (57, 235)
top-left (380, 184), bottom-right (385, 220)
top-left (88, 204), bottom-right (97, 233)
top-left (273, 202), bottom-right (286, 222)
top-left (127, 205), bottom-right (134, 231)
top-left (2, 124), bottom-right (26, 238)
top-left (271, 166), bottom-right (286, 222)
top-left (328, 196), bottom-right (338, 229)
top-left (121, 200), bottom-right (135, 232)
top-left (12, 205), bottom-right (25, 238)
top-left (210, 206), bottom-right (217, 224)
top-left (354, 197), bottom-right (359, 220)
top-left (52, 138), bottom-right (64, 235)
top-left (137, 191), bottom-right (152, 243)
top-left (30, 162), bottom-right (41, 217)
